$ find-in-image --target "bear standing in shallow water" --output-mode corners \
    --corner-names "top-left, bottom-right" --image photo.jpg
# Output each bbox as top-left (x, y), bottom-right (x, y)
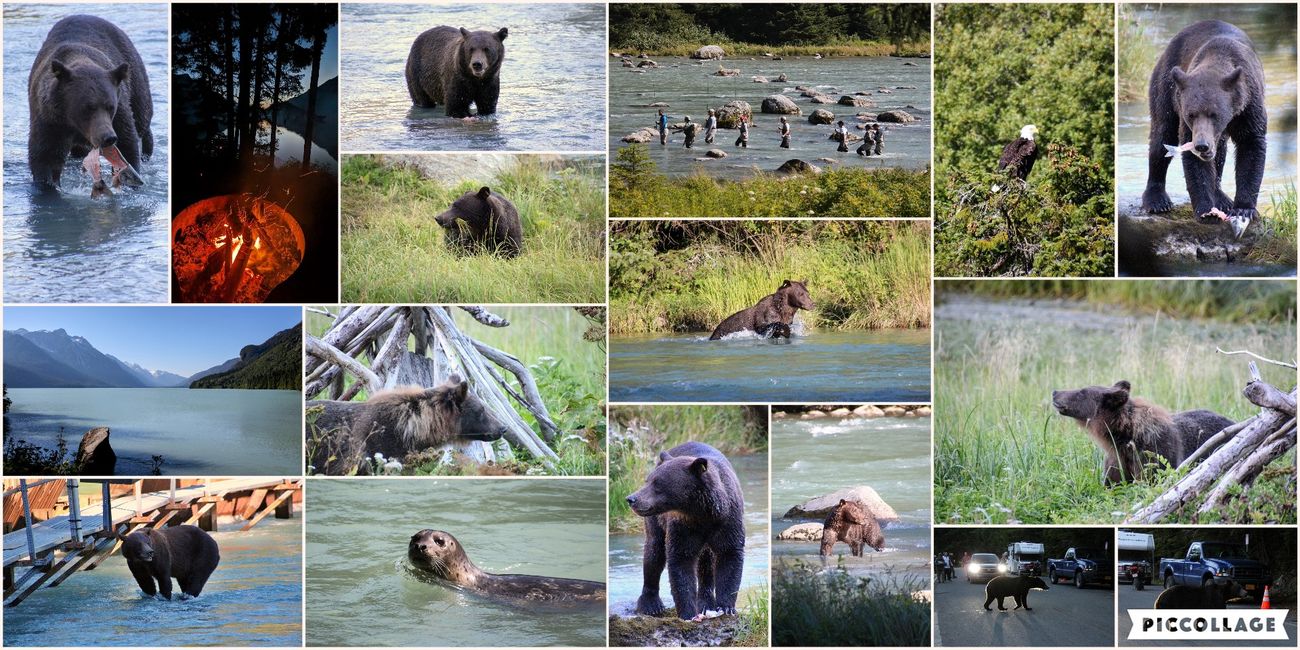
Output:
top-left (1141, 20), bottom-right (1266, 229)
top-left (709, 279), bottom-right (814, 340)
top-left (118, 525), bottom-right (220, 600)
top-left (435, 186), bottom-right (524, 258)
top-left (819, 498), bottom-right (885, 557)
top-left (406, 26), bottom-right (507, 118)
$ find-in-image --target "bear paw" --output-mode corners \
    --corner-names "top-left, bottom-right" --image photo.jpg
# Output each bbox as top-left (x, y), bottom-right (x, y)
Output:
top-left (636, 593), bottom-right (667, 617)
top-left (1141, 186), bottom-right (1174, 213)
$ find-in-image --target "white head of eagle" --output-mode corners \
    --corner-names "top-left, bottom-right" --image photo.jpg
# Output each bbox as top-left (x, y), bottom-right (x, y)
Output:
top-left (1020, 124), bottom-right (1039, 140)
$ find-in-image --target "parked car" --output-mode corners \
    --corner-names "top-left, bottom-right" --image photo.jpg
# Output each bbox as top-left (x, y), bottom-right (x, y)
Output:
top-left (1048, 547), bottom-right (1114, 588)
top-left (1158, 541), bottom-right (1271, 600)
top-left (966, 552), bottom-right (1005, 584)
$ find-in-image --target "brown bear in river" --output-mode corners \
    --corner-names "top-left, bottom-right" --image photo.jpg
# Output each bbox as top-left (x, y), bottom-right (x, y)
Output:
top-left (1052, 380), bottom-right (1235, 485)
top-left (406, 26), bottom-right (507, 117)
top-left (984, 575), bottom-right (1049, 611)
top-left (1154, 577), bottom-right (1248, 609)
top-left (118, 525), bottom-right (220, 599)
top-left (819, 499), bottom-right (885, 557)
top-left (709, 279), bottom-right (814, 340)
top-left (435, 186), bottom-right (523, 258)
top-left (307, 374), bottom-right (509, 474)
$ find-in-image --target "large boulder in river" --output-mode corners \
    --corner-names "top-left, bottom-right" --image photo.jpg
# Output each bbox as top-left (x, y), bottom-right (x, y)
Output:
top-left (76, 427), bottom-right (116, 474)
top-left (809, 95), bottom-right (837, 104)
top-left (839, 95), bottom-right (875, 108)
top-left (809, 109), bottom-right (834, 124)
top-left (635, 59), bottom-right (658, 68)
top-left (621, 127), bottom-right (658, 143)
top-left (761, 94), bottom-right (801, 115)
top-left (691, 45), bottom-right (726, 60)
top-left (784, 486), bottom-right (900, 522)
top-left (877, 110), bottom-right (918, 123)
top-left (714, 100), bottom-right (751, 129)
top-left (775, 159), bottom-right (822, 176)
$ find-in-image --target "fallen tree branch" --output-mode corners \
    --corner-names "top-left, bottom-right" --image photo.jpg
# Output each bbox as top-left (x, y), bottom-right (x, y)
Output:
top-left (473, 340), bottom-right (561, 442)
top-left (1197, 418), bottom-right (1296, 514)
top-left (1244, 380), bottom-right (1297, 416)
top-left (305, 334), bottom-right (381, 396)
top-left (459, 306), bottom-right (510, 327)
top-left (1215, 347), bottom-right (1297, 370)
top-left (1178, 420), bottom-right (1251, 470)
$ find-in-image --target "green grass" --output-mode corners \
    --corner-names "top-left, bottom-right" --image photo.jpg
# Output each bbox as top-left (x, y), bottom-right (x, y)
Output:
top-left (610, 145), bottom-right (930, 218)
top-left (734, 583), bottom-right (771, 647)
top-left (608, 405), bottom-right (767, 532)
top-left (340, 155), bottom-right (604, 303)
top-left (773, 560), bottom-right (930, 646)
top-left (1250, 183), bottom-right (1300, 266)
top-left (934, 285), bottom-right (1297, 524)
top-left (610, 220), bottom-right (931, 334)
top-left (1117, 4), bottom-right (1160, 103)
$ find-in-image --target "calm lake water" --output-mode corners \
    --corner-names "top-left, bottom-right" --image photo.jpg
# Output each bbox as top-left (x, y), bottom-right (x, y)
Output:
top-left (608, 453), bottom-right (769, 616)
top-left (3, 516), bottom-right (302, 647)
top-left (237, 123), bottom-right (338, 172)
top-left (771, 416), bottom-right (931, 583)
top-left (339, 3), bottom-right (607, 152)
top-left (5, 388), bottom-right (301, 475)
top-left (610, 55), bottom-right (932, 180)
top-left (609, 329), bottom-right (931, 403)
top-left (307, 478), bottom-right (606, 647)
top-left (3, 4), bottom-right (170, 303)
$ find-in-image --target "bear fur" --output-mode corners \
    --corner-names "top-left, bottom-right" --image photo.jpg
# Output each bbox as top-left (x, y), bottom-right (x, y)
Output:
top-left (709, 279), bottom-right (814, 340)
top-left (435, 186), bottom-right (524, 258)
top-left (983, 575), bottom-right (1049, 611)
top-left (819, 499), bottom-right (885, 557)
top-left (119, 525), bottom-right (220, 599)
top-left (625, 441), bottom-right (746, 620)
top-left (1052, 380), bottom-right (1234, 485)
top-left (1141, 20), bottom-right (1267, 223)
top-left (406, 25), bottom-right (507, 118)
top-left (1154, 577), bottom-right (1248, 609)
top-left (28, 14), bottom-right (153, 188)
top-left (307, 374), bottom-right (509, 474)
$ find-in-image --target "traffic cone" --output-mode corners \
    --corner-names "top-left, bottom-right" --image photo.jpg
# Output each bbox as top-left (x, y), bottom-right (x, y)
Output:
top-left (1260, 586), bottom-right (1271, 610)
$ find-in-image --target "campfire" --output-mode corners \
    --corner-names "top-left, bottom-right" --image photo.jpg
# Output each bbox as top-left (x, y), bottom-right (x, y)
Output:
top-left (172, 194), bottom-right (305, 302)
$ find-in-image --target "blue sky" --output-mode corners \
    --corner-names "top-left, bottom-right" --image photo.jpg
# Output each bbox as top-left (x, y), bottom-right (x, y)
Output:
top-left (4, 306), bottom-right (300, 376)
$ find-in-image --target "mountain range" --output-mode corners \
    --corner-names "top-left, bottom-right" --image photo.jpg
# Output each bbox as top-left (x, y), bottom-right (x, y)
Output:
top-left (3, 325), bottom-right (302, 390)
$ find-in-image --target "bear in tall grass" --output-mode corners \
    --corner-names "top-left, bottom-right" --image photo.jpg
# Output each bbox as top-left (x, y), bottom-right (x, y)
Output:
top-left (435, 186), bottom-right (523, 258)
top-left (819, 498), bottom-right (885, 557)
top-left (709, 279), bottom-right (814, 340)
top-left (119, 525), bottom-right (219, 599)
top-left (406, 26), bottom-right (507, 117)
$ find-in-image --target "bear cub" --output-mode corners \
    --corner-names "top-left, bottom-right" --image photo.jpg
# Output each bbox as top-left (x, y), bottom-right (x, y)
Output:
top-left (435, 186), bottom-right (523, 258)
top-left (1155, 577), bottom-right (1249, 609)
top-left (119, 525), bottom-right (220, 600)
top-left (406, 26), bottom-right (507, 118)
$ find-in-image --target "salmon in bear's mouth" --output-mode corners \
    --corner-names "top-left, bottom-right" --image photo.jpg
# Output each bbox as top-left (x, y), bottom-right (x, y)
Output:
top-left (81, 145), bottom-right (144, 197)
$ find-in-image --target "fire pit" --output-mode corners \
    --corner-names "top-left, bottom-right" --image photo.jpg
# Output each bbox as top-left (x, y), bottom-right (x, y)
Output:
top-left (172, 194), bottom-right (305, 302)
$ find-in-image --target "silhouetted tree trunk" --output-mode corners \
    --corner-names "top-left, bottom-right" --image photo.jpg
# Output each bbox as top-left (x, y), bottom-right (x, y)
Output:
top-left (301, 9), bottom-right (328, 171)
top-left (269, 11), bottom-right (291, 163)
top-left (249, 6), bottom-right (268, 159)
top-left (224, 7), bottom-right (237, 160)
top-left (237, 7), bottom-right (254, 162)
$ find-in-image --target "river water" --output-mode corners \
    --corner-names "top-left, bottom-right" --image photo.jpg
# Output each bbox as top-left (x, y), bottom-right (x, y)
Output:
top-left (608, 453), bottom-right (769, 616)
top-left (771, 416), bottom-right (931, 583)
top-left (339, 3), bottom-right (607, 152)
top-left (609, 329), bottom-right (931, 403)
top-left (306, 478), bottom-right (606, 647)
top-left (5, 388), bottom-right (302, 475)
top-left (609, 55), bottom-right (932, 180)
top-left (3, 4), bottom-right (170, 303)
top-left (3, 515), bottom-right (302, 647)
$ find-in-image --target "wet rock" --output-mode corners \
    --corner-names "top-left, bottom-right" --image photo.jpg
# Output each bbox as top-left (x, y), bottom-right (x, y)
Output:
top-left (647, 101), bottom-right (669, 107)
top-left (761, 94), bottom-right (801, 115)
top-left (810, 95), bottom-right (837, 104)
top-left (705, 149), bottom-right (727, 159)
top-left (784, 486), bottom-right (900, 522)
top-left (830, 407), bottom-right (853, 417)
top-left (609, 613), bottom-right (740, 647)
top-left (621, 60), bottom-right (633, 68)
top-left (882, 405), bottom-right (907, 417)
top-left (775, 159), bottom-right (822, 175)
top-left (801, 409), bottom-right (827, 419)
top-left (778, 523), bottom-right (824, 541)
top-left (636, 60), bottom-right (658, 68)
top-left (752, 75), bottom-right (770, 83)
top-left (1118, 213), bottom-right (1260, 266)
top-left (76, 427), bottom-right (116, 474)
top-left (621, 127), bottom-right (658, 143)
top-left (777, 73), bottom-right (789, 82)
top-left (915, 406), bottom-right (933, 417)
top-left (827, 131), bottom-right (861, 142)
top-left (896, 85), bottom-right (918, 89)
top-left (809, 109), bottom-right (835, 124)
top-left (839, 95), bottom-right (874, 108)
top-left (714, 65), bottom-right (740, 77)
top-left (877, 110), bottom-right (918, 123)
top-left (692, 45), bottom-right (726, 60)
top-left (853, 405), bottom-right (885, 418)
top-left (715, 100), bottom-right (752, 129)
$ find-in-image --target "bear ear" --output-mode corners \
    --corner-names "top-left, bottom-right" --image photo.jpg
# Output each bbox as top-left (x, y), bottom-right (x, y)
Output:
top-left (459, 27), bottom-right (470, 39)
top-left (657, 451), bottom-right (672, 464)
top-left (111, 62), bottom-right (129, 85)
top-left (51, 60), bottom-right (71, 81)
top-left (477, 186), bottom-right (492, 200)
top-left (839, 498), bottom-right (848, 505)
top-left (780, 279), bottom-right (792, 288)
top-left (690, 457), bottom-right (709, 475)
top-left (1113, 380), bottom-right (1132, 391)
top-left (1171, 66), bottom-right (1189, 88)
top-left (1221, 67), bottom-right (1242, 90)
top-left (1102, 385), bottom-right (1130, 407)
top-left (449, 378), bottom-right (468, 404)
top-left (495, 27), bottom-right (508, 42)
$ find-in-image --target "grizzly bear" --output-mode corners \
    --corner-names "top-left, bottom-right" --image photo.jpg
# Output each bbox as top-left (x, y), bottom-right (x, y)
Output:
top-left (1052, 380), bottom-right (1235, 485)
top-left (819, 499), bottom-right (885, 557)
top-left (306, 374), bottom-right (509, 474)
top-left (709, 279), bottom-right (814, 340)
top-left (1154, 577), bottom-right (1248, 609)
top-left (406, 26), bottom-right (507, 118)
top-left (1141, 20), bottom-right (1266, 228)
top-left (435, 186), bottom-right (523, 258)
top-left (625, 441), bottom-right (746, 620)
top-left (118, 525), bottom-right (220, 600)
top-left (28, 15), bottom-right (153, 189)
top-left (983, 575), bottom-right (1049, 611)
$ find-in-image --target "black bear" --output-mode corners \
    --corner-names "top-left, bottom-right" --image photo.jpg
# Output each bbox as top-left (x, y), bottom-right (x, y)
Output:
top-left (28, 15), bottom-right (153, 189)
top-left (983, 575), bottom-right (1049, 611)
top-left (1155, 578), bottom-right (1248, 609)
top-left (434, 186), bottom-right (524, 258)
top-left (1141, 20), bottom-right (1266, 229)
top-left (118, 525), bottom-right (220, 599)
top-left (625, 441), bottom-right (746, 620)
top-left (406, 26), bottom-right (507, 118)
top-left (709, 279), bottom-right (814, 340)
top-left (1052, 380), bottom-right (1235, 485)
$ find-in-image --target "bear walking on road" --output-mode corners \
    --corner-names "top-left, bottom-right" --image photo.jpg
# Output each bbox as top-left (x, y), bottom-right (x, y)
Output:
top-left (1154, 578), bottom-right (1248, 609)
top-left (983, 575), bottom-right (1049, 611)
top-left (819, 499), bottom-right (885, 557)
top-left (406, 26), bottom-right (507, 118)
top-left (118, 525), bottom-right (220, 600)
top-left (28, 15), bottom-right (153, 189)
top-left (435, 186), bottom-right (524, 258)
top-left (709, 279), bottom-right (814, 340)
top-left (1141, 20), bottom-right (1267, 230)
top-left (625, 441), bottom-right (746, 620)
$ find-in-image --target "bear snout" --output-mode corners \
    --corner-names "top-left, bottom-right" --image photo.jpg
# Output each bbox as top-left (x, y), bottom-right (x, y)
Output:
top-left (99, 133), bottom-right (118, 148)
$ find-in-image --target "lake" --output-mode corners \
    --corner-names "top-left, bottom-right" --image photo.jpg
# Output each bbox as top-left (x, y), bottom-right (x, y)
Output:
top-left (3, 515), bottom-right (302, 647)
top-left (771, 416), bottom-right (931, 584)
top-left (608, 453), bottom-right (769, 616)
top-left (609, 329), bottom-right (931, 403)
top-left (3, 4), bottom-right (170, 303)
top-left (610, 55), bottom-right (932, 180)
top-left (339, 3), bottom-right (607, 152)
top-left (5, 388), bottom-right (301, 475)
top-left (306, 478), bottom-right (606, 647)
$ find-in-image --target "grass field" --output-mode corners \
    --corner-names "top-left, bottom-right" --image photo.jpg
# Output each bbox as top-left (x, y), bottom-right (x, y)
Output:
top-left (773, 560), bottom-right (930, 647)
top-left (934, 281), bottom-right (1297, 524)
top-left (340, 155), bottom-right (605, 303)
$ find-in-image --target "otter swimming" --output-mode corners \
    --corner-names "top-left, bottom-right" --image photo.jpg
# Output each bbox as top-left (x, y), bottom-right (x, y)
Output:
top-left (407, 529), bottom-right (605, 603)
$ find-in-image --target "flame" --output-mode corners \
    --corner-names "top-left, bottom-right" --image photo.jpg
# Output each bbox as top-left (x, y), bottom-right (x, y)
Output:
top-left (254, 236), bottom-right (262, 250)
top-left (230, 235), bottom-right (244, 263)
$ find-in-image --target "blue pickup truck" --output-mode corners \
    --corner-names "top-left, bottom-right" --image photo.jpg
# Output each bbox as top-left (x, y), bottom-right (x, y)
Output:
top-left (1047, 547), bottom-right (1114, 588)
top-left (1158, 541), bottom-right (1272, 600)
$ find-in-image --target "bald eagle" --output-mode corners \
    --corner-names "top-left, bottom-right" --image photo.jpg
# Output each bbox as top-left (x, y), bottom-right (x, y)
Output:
top-left (992, 124), bottom-right (1039, 192)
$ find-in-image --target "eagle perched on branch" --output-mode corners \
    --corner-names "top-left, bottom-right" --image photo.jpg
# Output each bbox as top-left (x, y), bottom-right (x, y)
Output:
top-left (992, 124), bottom-right (1039, 192)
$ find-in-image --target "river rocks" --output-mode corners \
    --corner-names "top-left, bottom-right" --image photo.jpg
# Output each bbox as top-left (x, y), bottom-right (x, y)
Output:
top-left (896, 85), bottom-right (918, 89)
top-left (1118, 213), bottom-right (1261, 266)
top-left (777, 523), bottom-right (824, 541)
top-left (784, 486), bottom-right (900, 522)
top-left (818, 157), bottom-right (837, 164)
top-left (830, 407), bottom-right (853, 417)
top-left (777, 73), bottom-right (788, 82)
top-left (621, 127), bottom-right (658, 143)
top-left (752, 75), bottom-right (769, 83)
top-left (76, 427), bottom-right (116, 474)
top-left (855, 113), bottom-right (878, 122)
top-left (775, 159), bottom-right (821, 175)
top-left (705, 149), bottom-right (727, 159)
top-left (839, 95), bottom-right (875, 107)
top-left (876, 88), bottom-right (893, 94)
top-left (621, 60), bottom-right (633, 68)
top-left (915, 406), bottom-right (933, 417)
top-left (609, 614), bottom-right (740, 647)
top-left (636, 60), bottom-right (658, 68)
top-left (903, 61), bottom-right (918, 66)
top-left (761, 94), bottom-right (801, 115)
top-left (692, 44), bottom-right (726, 60)
top-left (714, 100), bottom-right (752, 129)
top-left (877, 110), bottom-right (918, 123)
top-left (809, 109), bottom-right (835, 124)
top-left (827, 132), bottom-right (861, 142)
top-left (809, 95), bottom-right (837, 104)
top-left (714, 65), bottom-right (740, 77)
top-left (801, 409), bottom-right (827, 419)
top-left (853, 405), bottom-right (886, 418)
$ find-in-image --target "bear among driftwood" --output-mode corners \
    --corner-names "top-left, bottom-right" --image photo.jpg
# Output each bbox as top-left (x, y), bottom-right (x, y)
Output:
top-left (709, 279), bottom-right (814, 340)
top-left (1154, 578), bottom-right (1249, 609)
top-left (1051, 380), bottom-right (1235, 485)
top-left (819, 499), bottom-right (885, 557)
top-left (118, 525), bottom-right (220, 600)
top-left (983, 575), bottom-right (1049, 612)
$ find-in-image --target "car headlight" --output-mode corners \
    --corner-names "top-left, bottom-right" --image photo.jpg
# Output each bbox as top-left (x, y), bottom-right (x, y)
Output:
top-left (970, 565), bottom-right (980, 573)
top-left (998, 564), bottom-right (1007, 573)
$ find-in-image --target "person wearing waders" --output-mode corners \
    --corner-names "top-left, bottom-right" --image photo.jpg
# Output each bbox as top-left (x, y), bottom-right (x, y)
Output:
top-left (873, 124), bottom-right (884, 155)
top-left (682, 116), bottom-right (698, 149)
top-left (779, 116), bottom-right (791, 149)
top-left (704, 109), bottom-right (717, 144)
top-left (857, 124), bottom-right (875, 156)
top-left (656, 109), bottom-right (669, 145)
top-left (835, 121), bottom-right (849, 152)
top-left (735, 115), bottom-right (749, 148)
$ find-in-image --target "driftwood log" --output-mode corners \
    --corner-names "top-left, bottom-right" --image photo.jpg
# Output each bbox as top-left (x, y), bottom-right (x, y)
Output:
top-left (304, 306), bottom-right (560, 469)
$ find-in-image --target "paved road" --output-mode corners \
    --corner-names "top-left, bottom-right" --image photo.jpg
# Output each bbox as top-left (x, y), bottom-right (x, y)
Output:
top-left (934, 569), bottom-right (1114, 647)
top-left (1118, 584), bottom-right (1296, 646)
